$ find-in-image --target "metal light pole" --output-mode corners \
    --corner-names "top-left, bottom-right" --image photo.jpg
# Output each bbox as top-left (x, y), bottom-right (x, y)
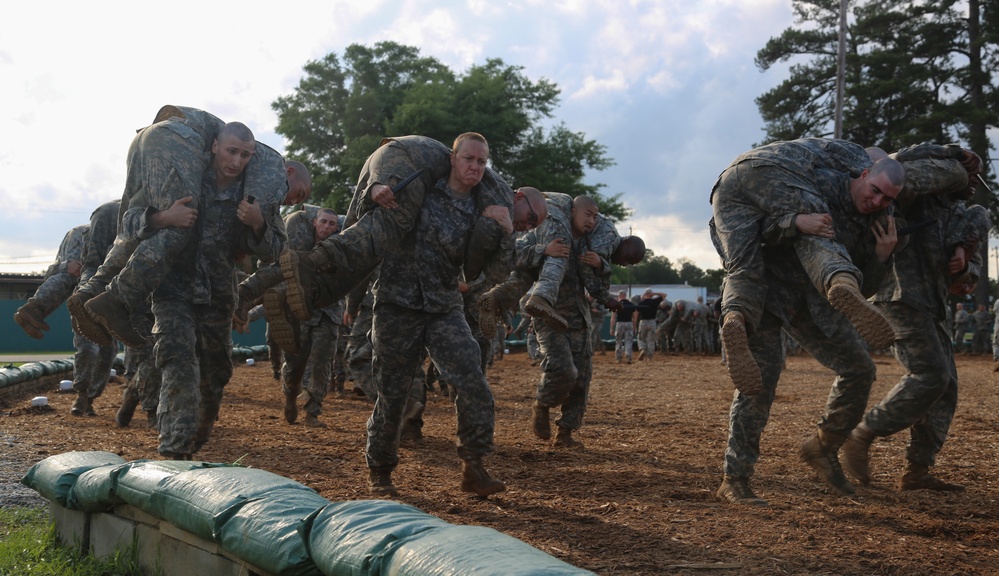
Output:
top-left (834, 0), bottom-right (847, 138)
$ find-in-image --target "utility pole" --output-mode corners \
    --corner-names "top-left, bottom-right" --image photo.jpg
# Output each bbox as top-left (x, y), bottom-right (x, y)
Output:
top-left (834, 0), bottom-right (847, 138)
top-left (627, 226), bottom-right (633, 298)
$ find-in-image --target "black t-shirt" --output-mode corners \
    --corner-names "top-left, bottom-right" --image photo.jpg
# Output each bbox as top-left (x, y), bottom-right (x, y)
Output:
top-left (614, 301), bottom-right (640, 323)
top-left (637, 296), bottom-right (663, 320)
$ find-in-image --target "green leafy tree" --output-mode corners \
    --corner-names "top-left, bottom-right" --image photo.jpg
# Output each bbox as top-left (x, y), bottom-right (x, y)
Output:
top-left (755, 0), bottom-right (999, 304)
top-left (273, 42), bottom-right (620, 218)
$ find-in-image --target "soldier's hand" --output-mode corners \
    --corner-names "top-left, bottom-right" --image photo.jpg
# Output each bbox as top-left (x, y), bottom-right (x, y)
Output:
top-left (544, 238), bottom-right (570, 258)
top-left (370, 184), bottom-right (398, 209)
top-left (795, 213), bottom-right (835, 238)
top-left (482, 205), bottom-right (513, 235)
top-left (949, 245), bottom-right (967, 275)
top-left (960, 149), bottom-right (983, 176)
top-left (605, 298), bottom-right (622, 312)
top-left (237, 198), bottom-right (264, 232)
top-left (872, 215), bottom-right (898, 263)
top-left (579, 251), bottom-right (602, 269)
top-left (155, 196), bottom-right (198, 229)
top-left (66, 260), bottom-right (82, 278)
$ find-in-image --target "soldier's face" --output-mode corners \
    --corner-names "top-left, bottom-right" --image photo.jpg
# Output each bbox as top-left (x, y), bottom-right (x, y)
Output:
top-left (212, 135), bottom-right (255, 182)
top-left (851, 169), bottom-right (900, 214)
top-left (571, 204), bottom-right (599, 235)
top-left (450, 140), bottom-right (489, 192)
top-left (314, 212), bottom-right (339, 241)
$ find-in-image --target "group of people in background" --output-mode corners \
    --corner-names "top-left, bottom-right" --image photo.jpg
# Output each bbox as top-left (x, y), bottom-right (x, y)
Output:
top-left (10, 105), bottom-right (996, 508)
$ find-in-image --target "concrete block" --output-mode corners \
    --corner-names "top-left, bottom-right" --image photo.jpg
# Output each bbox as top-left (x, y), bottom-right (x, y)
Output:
top-left (135, 523), bottom-right (163, 576)
top-left (49, 501), bottom-right (88, 554)
top-left (114, 503), bottom-right (161, 527)
top-left (153, 531), bottom-right (245, 576)
top-left (160, 521), bottom-right (219, 553)
top-left (90, 511), bottom-right (135, 559)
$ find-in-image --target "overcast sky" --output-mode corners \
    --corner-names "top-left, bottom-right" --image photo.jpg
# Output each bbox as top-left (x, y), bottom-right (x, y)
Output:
top-left (3, 0), bottom-right (816, 276)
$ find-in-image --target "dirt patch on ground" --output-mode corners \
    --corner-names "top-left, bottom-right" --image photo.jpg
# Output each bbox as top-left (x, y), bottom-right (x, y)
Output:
top-left (2, 349), bottom-right (998, 575)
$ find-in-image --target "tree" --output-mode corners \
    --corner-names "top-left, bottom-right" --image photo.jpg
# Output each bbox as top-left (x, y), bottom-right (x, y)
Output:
top-left (755, 0), bottom-right (999, 305)
top-left (272, 42), bottom-right (621, 218)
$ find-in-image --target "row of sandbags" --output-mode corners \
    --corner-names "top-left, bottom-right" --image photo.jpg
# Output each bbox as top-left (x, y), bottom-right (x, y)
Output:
top-left (21, 451), bottom-right (594, 576)
top-left (0, 345), bottom-right (268, 393)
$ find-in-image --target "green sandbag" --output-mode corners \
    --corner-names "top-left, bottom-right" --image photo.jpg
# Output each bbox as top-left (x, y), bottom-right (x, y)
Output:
top-left (67, 463), bottom-right (127, 512)
top-left (148, 466), bottom-right (315, 542)
top-left (306, 500), bottom-right (450, 576)
top-left (21, 451), bottom-right (127, 506)
top-left (383, 525), bottom-right (596, 576)
top-left (114, 460), bottom-right (221, 512)
top-left (216, 487), bottom-right (328, 576)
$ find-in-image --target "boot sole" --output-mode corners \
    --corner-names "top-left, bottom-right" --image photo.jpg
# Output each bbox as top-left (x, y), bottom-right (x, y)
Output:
top-left (477, 293), bottom-right (498, 337)
top-left (461, 480), bottom-right (506, 497)
top-left (280, 251), bottom-right (312, 321)
top-left (264, 289), bottom-right (300, 355)
top-left (721, 319), bottom-right (762, 395)
top-left (525, 299), bottom-right (569, 332)
top-left (85, 293), bottom-right (147, 348)
top-left (67, 293), bottom-right (113, 346)
top-left (828, 284), bottom-right (895, 350)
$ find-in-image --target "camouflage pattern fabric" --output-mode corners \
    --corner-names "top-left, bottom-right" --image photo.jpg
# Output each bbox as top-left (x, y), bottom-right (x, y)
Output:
top-left (614, 322), bottom-right (634, 362)
top-left (710, 138), bottom-right (871, 333)
top-left (72, 332), bottom-right (117, 402)
top-left (78, 200), bottom-right (120, 288)
top-left (27, 224), bottom-right (87, 318)
top-left (860, 144), bottom-right (989, 466)
top-left (310, 136), bottom-right (513, 309)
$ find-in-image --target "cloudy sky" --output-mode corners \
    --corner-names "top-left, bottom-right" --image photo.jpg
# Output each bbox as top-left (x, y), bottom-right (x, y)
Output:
top-left (4, 0), bottom-right (810, 275)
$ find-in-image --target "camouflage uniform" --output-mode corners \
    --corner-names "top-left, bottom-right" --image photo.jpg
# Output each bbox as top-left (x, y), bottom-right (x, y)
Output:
top-left (709, 138), bottom-right (871, 332)
top-left (971, 306), bottom-right (991, 355)
top-left (308, 136), bottom-right (512, 309)
top-left (534, 233), bottom-right (593, 432)
top-left (73, 202), bottom-right (121, 404)
top-left (26, 225), bottom-right (87, 319)
top-left (611, 300), bottom-right (638, 362)
top-left (279, 208), bottom-right (343, 419)
top-left (152, 146), bottom-right (286, 457)
top-left (77, 106), bottom-right (223, 308)
top-left (862, 144), bottom-right (987, 469)
top-left (664, 300), bottom-right (696, 353)
top-left (367, 177), bottom-right (497, 471)
top-left (722, 167), bottom-right (888, 480)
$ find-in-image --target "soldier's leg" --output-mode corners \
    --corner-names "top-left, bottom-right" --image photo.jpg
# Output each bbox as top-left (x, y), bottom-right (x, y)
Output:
top-left (303, 317), bottom-right (337, 426)
top-left (346, 305), bottom-right (377, 401)
top-left (153, 297), bottom-right (200, 458)
top-left (280, 322), bottom-right (313, 425)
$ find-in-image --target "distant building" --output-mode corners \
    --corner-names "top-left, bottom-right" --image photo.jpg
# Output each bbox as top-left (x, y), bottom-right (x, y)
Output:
top-left (609, 283), bottom-right (707, 304)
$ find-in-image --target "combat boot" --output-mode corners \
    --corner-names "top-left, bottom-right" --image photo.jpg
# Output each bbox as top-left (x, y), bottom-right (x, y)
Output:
top-left (281, 248), bottom-right (334, 321)
top-left (716, 476), bottom-right (768, 507)
top-left (477, 291), bottom-right (499, 337)
top-left (368, 467), bottom-right (398, 496)
top-left (553, 427), bottom-right (584, 450)
top-left (67, 291), bottom-right (113, 346)
top-left (898, 461), bottom-right (965, 492)
top-left (841, 423), bottom-right (876, 485)
top-left (826, 273), bottom-right (895, 350)
top-left (460, 458), bottom-right (506, 496)
top-left (13, 301), bottom-right (49, 339)
top-left (85, 292), bottom-right (146, 348)
top-left (304, 413), bottom-right (326, 428)
top-left (232, 284), bottom-right (257, 328)
top-left (70, 391), bottom-right (90, 417)
top-left (525, 294), bottom-right (569, 332)
top-left (720, 311), bottom-right (762, 396)
top-left (799, 430), bottom-right (855, 496)
top-left (283, 380), bottom-right (301, 424)
top-left (264, 287), bottom-right (300, 355)
top-left (531, 401), bottom-right (551, 440)
top-left (115, 386), bottom-right (140, 427)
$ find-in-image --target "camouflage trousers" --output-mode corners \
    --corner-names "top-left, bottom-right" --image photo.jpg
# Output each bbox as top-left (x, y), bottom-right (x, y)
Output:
top-left (72, 332), bottom-right (117, 400)
top-left (535, 318), bottom-right (593, 430)
top-left (711, 163), bottom-right (859, 333)
top-left (81, 121), bottom-right (207, 310)
top-left (123, 310), bottom-right (160, 413)
top-left (637, 319), bottom-right (657, 358)
top-left (367, 304), bottom-right (495, 470)
top-left (865, 302), bottom-right (958, 466)
top-left (674, 323), bottom-right (693, 353)
top-left (590, 317), bottom-right (604, 353)
top-left (152, 297), bottom-right (233, 456)
top-left (527, 329), bottom-right (540, 360)
top-left (29, 272), bottom-right (78, 319)
top-left (614, 323), bottom-right (633, 361)
top-left (346, 304), bottom-right (377, 401)
top-left (282, 315), bottom-right (339, 417)
top-left (723, 307), bottom-right (874, 478)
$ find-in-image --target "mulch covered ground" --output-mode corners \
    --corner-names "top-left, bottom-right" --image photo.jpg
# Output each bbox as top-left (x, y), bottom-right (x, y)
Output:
top-left (2, 348), bottom-right (998, 575)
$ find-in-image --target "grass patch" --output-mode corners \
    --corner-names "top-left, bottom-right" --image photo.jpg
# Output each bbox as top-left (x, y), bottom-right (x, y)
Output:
top-left (0, 506), bottom-right (145, 576)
